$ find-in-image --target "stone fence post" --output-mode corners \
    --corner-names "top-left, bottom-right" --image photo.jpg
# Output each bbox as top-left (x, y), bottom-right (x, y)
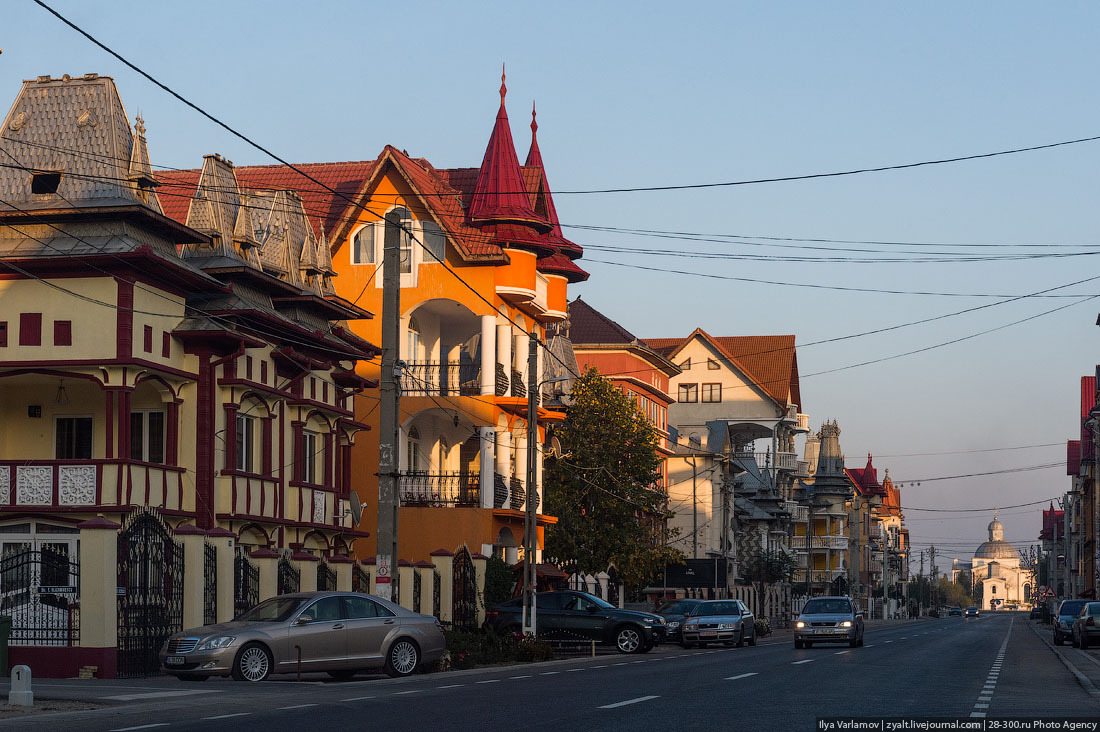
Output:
top-left (328, 555), bottom-right (354, 592)
top-left (398, 561), bottom-right (415, 610)
top-left (249, 548), bottom-right (279, 602)
top-left (431, 549), bottom-right (454, 625)
top-left (290, 549), bottom-right (319, 592)
top-left (77, 517), bottom-right (120, 678)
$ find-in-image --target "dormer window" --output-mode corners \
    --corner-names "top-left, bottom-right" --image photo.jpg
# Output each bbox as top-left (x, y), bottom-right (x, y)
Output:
top-left (351, 205), bottom-right (422, 287)
top-left (31, 171), bottom-right (61, 195)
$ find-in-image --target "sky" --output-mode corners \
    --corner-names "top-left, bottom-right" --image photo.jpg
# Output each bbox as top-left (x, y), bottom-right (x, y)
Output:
top-left (3, 1), bottom-right (1099, 567)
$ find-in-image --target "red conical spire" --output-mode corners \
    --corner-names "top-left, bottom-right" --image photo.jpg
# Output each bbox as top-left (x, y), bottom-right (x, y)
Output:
top-left (524, 100), bottom-right (583, 260)
top-left (467, 67), bottom-right (548, 230)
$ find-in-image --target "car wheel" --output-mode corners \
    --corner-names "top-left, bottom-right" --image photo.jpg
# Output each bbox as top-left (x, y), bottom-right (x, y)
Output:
top-left (735, 628), bottom-right (745, 648)
top-left (640, 641), bottom-right (655, 653)
top-left (231, 642), bottom-right (272, 682)
top-left (173, 674), bottom-right (209, 682)
top-left (747, 628), bottom-right (756, 647)
top-left (615, 625), bottom-right (644, 654)
top-left (327, 669), bottom-right (358, 680)
top-left (794, 639), bottom-right (803, 649)
top-left (849, 635), bottom-right (859, 648)
top-left (385, 638), bottom-right (421, 678)
top-left (1054, 631), bottom-right (1063, 646)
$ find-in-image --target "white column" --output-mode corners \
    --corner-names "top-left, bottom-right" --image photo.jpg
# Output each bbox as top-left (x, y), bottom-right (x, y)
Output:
top-left (479, 426), bottom-right (495, 509)
top-left (496, 321), bottom-right (512, 390)
top-left (515, 432), bottom-right (528, 511)
top-left (514, 329), bottom-right (530, 392)
top-left (480, 315), bottom-right (496, 396)
top-left (495, 429), bottom-right (512, 509)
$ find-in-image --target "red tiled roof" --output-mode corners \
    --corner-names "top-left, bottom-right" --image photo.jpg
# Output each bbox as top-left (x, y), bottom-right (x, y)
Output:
top-left (1068, 440), bottom-right (1081, 475)
top-left (155, 169), bottom-right (199, 226)
top-left (1040, 503), bottom-right (1064, 541)
top-left (644, 331), bottom-right (799, 407)
top-left (845, 454), bottom-right (884, 496)
top-left (1082, 376), bottom-right (1096, 458)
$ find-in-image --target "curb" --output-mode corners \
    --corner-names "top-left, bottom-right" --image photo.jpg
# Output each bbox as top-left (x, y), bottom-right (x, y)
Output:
top-left (1025, 618), bottom-right (1100, 701)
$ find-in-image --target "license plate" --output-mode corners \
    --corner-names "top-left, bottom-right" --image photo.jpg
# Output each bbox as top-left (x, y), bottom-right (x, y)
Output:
top-left (701, 631), bottom-right (717, 638)
top-left (166, 656), bottom-right (186, 665)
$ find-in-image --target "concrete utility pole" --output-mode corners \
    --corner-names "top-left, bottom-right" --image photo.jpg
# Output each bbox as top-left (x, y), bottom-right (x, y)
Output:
top-left (690, 455), bottom-right (699, 559)
top-left (918, 549), bottom-right (925, 615)
top-left (376, 210), bottom-right (402, 602)
top-left (522, 330), bottom-right (539, 636)
top-left (882, 530), bottom-right (889, 619)
top-left (929, 544), bottom-right (937, 611)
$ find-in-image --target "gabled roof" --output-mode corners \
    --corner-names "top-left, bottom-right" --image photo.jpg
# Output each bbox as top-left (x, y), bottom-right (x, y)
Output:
top-left (568, 298), bottom-right (638, 344)
top-left (645, 329), bottom-right (799, 407)
top-left (1040, 502), bottom-right (1064, 541)
top-left (845, 454), bottom-right (884, 497)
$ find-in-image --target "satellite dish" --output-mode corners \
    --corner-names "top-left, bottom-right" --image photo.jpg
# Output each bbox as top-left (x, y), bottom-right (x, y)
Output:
top-left (347, 490), bottom-right (366, 525)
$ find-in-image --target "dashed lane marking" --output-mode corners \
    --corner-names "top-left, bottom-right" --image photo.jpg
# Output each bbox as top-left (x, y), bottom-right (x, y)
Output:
top-left (392, 690), bottom-right (423, 695)
top-left (104, 690), bottom-right (223, 701)
top-left (593, 665), bottom-right (608, 669)
top-left (340, 696), bottom-right (375, 702)
top-left (835, 651), bottom-right (850, 655)
top-left (111, 725), bottom-right (170, 732)
top-left (202, 713), bottom-right (252, 720)
top-left (437, 684), bottom-right (464, 689)
top-left (509, 675), bottom-right (532, 679)
top-left (540, 671), bottom-right (560, 675)
top-left (726, 673), bottom-right (758, 680)
top-left (277, 704), bottom-right (318, 709)
top-left (792, 660), bottom-right (814, 665)
top-left (475, 679), bottom-right (501, 684)
top-left (599, 695), bottom-right (660, 709)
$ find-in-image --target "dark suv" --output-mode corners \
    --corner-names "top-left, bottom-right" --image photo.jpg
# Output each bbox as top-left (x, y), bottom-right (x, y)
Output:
top-left (1054, 599), bottom-right (1087, 646)
top-left (485, 591), bottom-right (665, 653)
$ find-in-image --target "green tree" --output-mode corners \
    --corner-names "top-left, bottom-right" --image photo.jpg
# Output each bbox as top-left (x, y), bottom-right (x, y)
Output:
top-left (740, 545), bottom-right (796, 602)
top-left (544, 368), bottom-right (682, 589)
top-left (935, 576), bottom-right (975, 608)
top-left (483, 555), bottom-right (515, 609)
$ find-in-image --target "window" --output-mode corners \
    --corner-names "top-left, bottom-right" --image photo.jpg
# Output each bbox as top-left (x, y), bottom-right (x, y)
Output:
top-left (302, 430), bottom-right (319, 484)
top-left (351, 224), bottom-right (376, 265)
top-left (406, 317), bottom-right (422, 361)
top-left (406, 426), bottom-right (422, 473)
top-left (422, 220), bottom-right (446, 262)
top-left (19, 313), bottom-right (41, 346)
top-left (679, 358), bottom-right (691, 370)
top-left (31, 171), bottom-right (61, 194)
top-left (707, 358), bottom-right (720, 370)
top-left (391, 206), bottom-right (413, 274)
top-left (678, 383), bottom-right (698, 403)
top-left (702, 383), bottom-right (722, 402)
top-left (235, 413), bottom-right (255, 472)
top-left (53, 320), bottom-right (72, 347)
top-left (143, 325), bottom-right (153, 353)
top-left (130, 410), bottom-right (166, 463)
top-left (162, 332), bottom-right (171, 358)
top-left (301, 596), bottom-right (343, 622)
top-left (0, 322), bottom-right (6, 347)
top-left (343, 596), bottom-right (394, 619)
top-left (56, 417), bottom-right (92, 459)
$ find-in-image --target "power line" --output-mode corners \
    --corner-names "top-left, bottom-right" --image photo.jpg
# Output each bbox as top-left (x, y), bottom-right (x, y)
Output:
top-left (873, 442), bottom-right (1064, 458)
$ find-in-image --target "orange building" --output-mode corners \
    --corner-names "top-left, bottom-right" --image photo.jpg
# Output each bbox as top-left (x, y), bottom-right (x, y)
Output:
top-left (160, 73), bottom-right (587, 564)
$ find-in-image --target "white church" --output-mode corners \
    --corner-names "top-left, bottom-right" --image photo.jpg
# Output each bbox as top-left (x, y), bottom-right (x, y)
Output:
top-left (952, 512), bottom-right (1029, 609)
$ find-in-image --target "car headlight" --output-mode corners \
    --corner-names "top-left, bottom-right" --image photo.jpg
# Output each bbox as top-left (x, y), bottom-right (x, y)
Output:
top-left (197, 636), bottom-right (236, 651)
top-left (667, 621), bottom-right (680, 629)
top-left (796, 621), bottom-right (806, 629)
top-left (840, 621), bottom-right (852, 627)
top-left (718, 623), bottom-right (736, 630)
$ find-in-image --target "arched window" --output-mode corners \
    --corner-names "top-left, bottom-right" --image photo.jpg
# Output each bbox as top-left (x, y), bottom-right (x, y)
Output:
top-left (407, 425), bottom-right (422, 473)
top-left (351, 225), bottom-right (375, 265)
top-left (439, 435), bottom-right (450, 472)
top-left (390, 206), bottom-right (413, 274)
top-left (407, 316), bottom-right (422, 361)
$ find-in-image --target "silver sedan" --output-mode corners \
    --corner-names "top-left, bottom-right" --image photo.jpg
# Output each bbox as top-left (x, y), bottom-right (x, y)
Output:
top-left (159, 592), bottom-right (446, 682)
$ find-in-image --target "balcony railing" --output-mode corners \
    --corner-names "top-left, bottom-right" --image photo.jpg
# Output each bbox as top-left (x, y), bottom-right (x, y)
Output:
top-left (793, 460), bottom-right (811, 478)
top-left (401, 362), bottom-right (480, 397)
top-left (510, 476), bottom-right (525, 509)
top-left (0, 460), bottom-right (185, 511)
top-left (399, 472), bottom-right (480, 507)
top-left (784, 501), bottom-right (809, 523)
top-left (734, 450), bottom-right (798, 471)
top-left (791, 535), bottom-right (849, 550)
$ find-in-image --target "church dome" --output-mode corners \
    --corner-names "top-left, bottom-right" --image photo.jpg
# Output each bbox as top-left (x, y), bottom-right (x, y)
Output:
top-left (974, 540), bottom-right (1019, 561)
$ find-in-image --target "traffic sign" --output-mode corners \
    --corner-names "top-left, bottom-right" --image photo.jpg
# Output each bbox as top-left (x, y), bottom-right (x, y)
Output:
top-left (1043, 588), bottom-right (1056, 599)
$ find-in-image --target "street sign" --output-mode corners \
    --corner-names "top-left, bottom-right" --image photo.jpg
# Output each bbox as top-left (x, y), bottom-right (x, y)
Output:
top-left (1043, 588), bottom-right (1056, 599)
top-left (37, 586), bottom-right (75, 594)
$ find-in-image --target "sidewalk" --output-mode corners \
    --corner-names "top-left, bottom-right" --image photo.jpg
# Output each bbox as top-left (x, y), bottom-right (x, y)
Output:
top-left (1026, 616), bottom-right (1100, 699)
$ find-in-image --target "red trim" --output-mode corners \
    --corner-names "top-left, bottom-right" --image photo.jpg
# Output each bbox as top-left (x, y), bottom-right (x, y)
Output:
top-left (117, 390), bottom-right (132, 460)
top-left (324, 432), bottom-right (333, 489)
top-left (19, 312), bottom-right (42, 346)
top-left (143, 325), bottom-right (153, 354)
top-left (278, 402), bottom-right (286, 520)
top-left (261, 360), bottom-right (268, 384)
top-left (0, 357), bottom-right (197, 380)
top-left (0, 321), bottom-right (7, 347)
top-left (116, 279), bottom-right (133, 359)
top-left (162, 331), bottom-right (171, 358)
top-left (225, 405), bottom-right (238, 472)
top-left (262, 418), bottom-right (273, 475)
top-left (195, 351), bottom-right (215, 529)
top-left (166, 400), bottom-right (179, 465)
top-left (105, 391), bottom-right (115, 459)
top-left (246, 355), bottom-right (253, 381)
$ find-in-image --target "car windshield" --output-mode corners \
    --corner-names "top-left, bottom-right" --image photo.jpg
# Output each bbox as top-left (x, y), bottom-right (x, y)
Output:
top-left (801, 599), bottom-right (852, 615)
top-left (577, 592), bottom-right (614, 609)
top-left (691, 601), bottom-right (740, 617)
top-left (1059, 600), bottom-right (1086, 616)
top-left (238, 596), bottom-right (306, 622)
top-left (656, 600), bottom-right (699, 615)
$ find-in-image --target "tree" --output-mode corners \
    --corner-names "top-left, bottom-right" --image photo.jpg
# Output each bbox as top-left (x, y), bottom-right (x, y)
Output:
top-left (740, 544), bottom-right (796, 603)
top-left (544, 368), bottom-right (682, 589)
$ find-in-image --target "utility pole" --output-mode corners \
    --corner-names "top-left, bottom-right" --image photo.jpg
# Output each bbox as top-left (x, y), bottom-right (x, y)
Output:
top-left (522, 330), bottom-right (539, 636)
top-left (376, 209), bottom-right (402, 602)
top-left (882, 529), bottom-right (889, 619)
top-left (929, 544), bottom-right (937, 611)
top-left (690, 455), bottom-right (699, 559)
top-left (918, 549), bottom-right (925, 616)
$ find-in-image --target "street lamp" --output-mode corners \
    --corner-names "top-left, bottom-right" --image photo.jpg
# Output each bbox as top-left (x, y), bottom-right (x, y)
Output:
top-left (522, 338), bottom-right (571, 638)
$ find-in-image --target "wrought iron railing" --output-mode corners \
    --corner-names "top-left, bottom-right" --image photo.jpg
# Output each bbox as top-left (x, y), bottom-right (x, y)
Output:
top-left (234, 547), bottom-right (259, 618)
top-left (791, 535), bottom-right (849, 550)
top-left (277, 555), bottom-right (299, 595)
top-left (0, 547), bottom-right (79, 646)
top-left (401, 361), bottom-right (481, 397)
top-left (493, 473), bottom-right (508, 508)
top-left (495, 364), bottom-right (509, 396)
top-left (511, 370), bottom-right (526, 398)
top-left (509, 476), bottom-right (525, 509)
top-left (352, 564), bottom-right (370, 593)
top-left (203, 542), bottom-right (217, 625)
top-left (317, 561), bottom-right (336, 592)
top-left (399, 472), bottom-right (480, 506)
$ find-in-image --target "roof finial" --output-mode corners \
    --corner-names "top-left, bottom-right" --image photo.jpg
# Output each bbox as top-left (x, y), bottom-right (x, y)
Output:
top-left (134, 112), bottom-right (145, 137)
top-left (500, 63), bottom-right (507, 103)
top-left (531, 100), bottom-right (537, 135)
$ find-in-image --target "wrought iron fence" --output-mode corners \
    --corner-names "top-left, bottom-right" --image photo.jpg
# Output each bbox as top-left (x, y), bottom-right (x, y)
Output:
top-left (452, 547), bottom-right (477, 629)
top-left (203, 542), bottom-right (217, 625)
top-left (234, 547), bottom-right (259, 618)
top-left (352, 565), bottom-right (370, 594)
top-left (117, 508), bottom-right (184, 678)
top-left (399, 472), bottom-right (480, 506)
top-left (511, 370), bottom-right (525, 398)
top-left (509, 476), bottom-right (525, 508)
top-left (317, 561), bottom-right (336, 592)
top-left (0, 546), bottom-right (79, 646)
top-left (278, 555), bottom-right (300, 595)
top-left (413, 571), bottom-right (422, 612)
top-left (401, 361), bottom-right (480, 397)
top-left (493, 473), bottom-right (508, 509)
top-left (433, 571), bottom-right (441, 619)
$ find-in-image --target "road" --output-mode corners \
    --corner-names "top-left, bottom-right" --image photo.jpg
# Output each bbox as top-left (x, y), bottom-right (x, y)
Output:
top-left (4, 615), bottom-right (1097, 731)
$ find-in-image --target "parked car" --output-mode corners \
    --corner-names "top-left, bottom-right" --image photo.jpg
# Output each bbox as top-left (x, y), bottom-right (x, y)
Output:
top-left (159, 592), bottom-right (445, 682)
top-left (965, 606), bottom-right (979, 618)
top-left (654, 598), bottom-right (703, 643)
top-left (1054, 599), bottom-right (1088, 646)
top-left (948, 606), bottom-right (963, 616)
top-left (1071, 602), bottom-right (1100, 649)
top-left (1029, 606), bottom-right (1043, 620)
top-left (793, 596), bottom-right (864, 649)
top-left (485, 591), bottom-right (665, 653)
top-left (680, 599), bottom-right (755, 648)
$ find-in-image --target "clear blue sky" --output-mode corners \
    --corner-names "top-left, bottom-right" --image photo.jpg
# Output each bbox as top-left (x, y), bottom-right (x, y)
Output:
top-left (5, 0), bottom-right (1099, 563)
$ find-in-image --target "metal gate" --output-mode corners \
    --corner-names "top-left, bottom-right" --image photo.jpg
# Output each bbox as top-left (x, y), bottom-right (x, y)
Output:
top-left (413, 570), bottom-right (422, 611)
top-left (0, 546), bottom-right (79, 646)
top-left (352, 564), bottom-right (370, 594)
top-left (117, 509), bottom-right (184, 678)
top-left (203, 542), bottom-right (217, 625)
top-left (452, 547), bottom-right (477, 629)
top-left (234, 546), bottom-right (259, 617)
top-left (317, 561), bottom-right (336, 592)
top-left (278, 554), bottom-right (299, 595)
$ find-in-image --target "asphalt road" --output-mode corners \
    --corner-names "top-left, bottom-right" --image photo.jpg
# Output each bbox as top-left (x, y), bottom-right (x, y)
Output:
top-left (4, 615), bottom-right (1098, 732)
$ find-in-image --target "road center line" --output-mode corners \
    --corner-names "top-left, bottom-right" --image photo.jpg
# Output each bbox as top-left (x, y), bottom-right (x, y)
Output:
top-left (111, 725), bottom-right (170, 732)
top-left (392, 690), bottom-right (423, 695)
top-left (540, 671), bottom-right (559, 675)
top-left (793, 659), bottom-right (814, 665)
top-left (475, 679), bottom-right (501, 684)
top-left (340, 696), bottom-right (375, 702)
top-left (726, 673), bottom-right (758, 680)
top-left (203, 714), bottom-right (252, 721)
top-left (599, 695), bottom-right (660, 709)
top-left (437, 684), bottom-right (464, 689)
top-left (835, 650), bottom-right (850, 655)
top-left (277, 704), bottom-right (318, 709)
top-left (510, 675), bottom-right (532, 679)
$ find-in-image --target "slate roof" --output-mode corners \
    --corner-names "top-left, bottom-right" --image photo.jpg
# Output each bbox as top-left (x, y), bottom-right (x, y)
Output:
top-left (568, 298), bottom-right (637, 344)
top-left (645, 331), bottom-right (800, 408)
